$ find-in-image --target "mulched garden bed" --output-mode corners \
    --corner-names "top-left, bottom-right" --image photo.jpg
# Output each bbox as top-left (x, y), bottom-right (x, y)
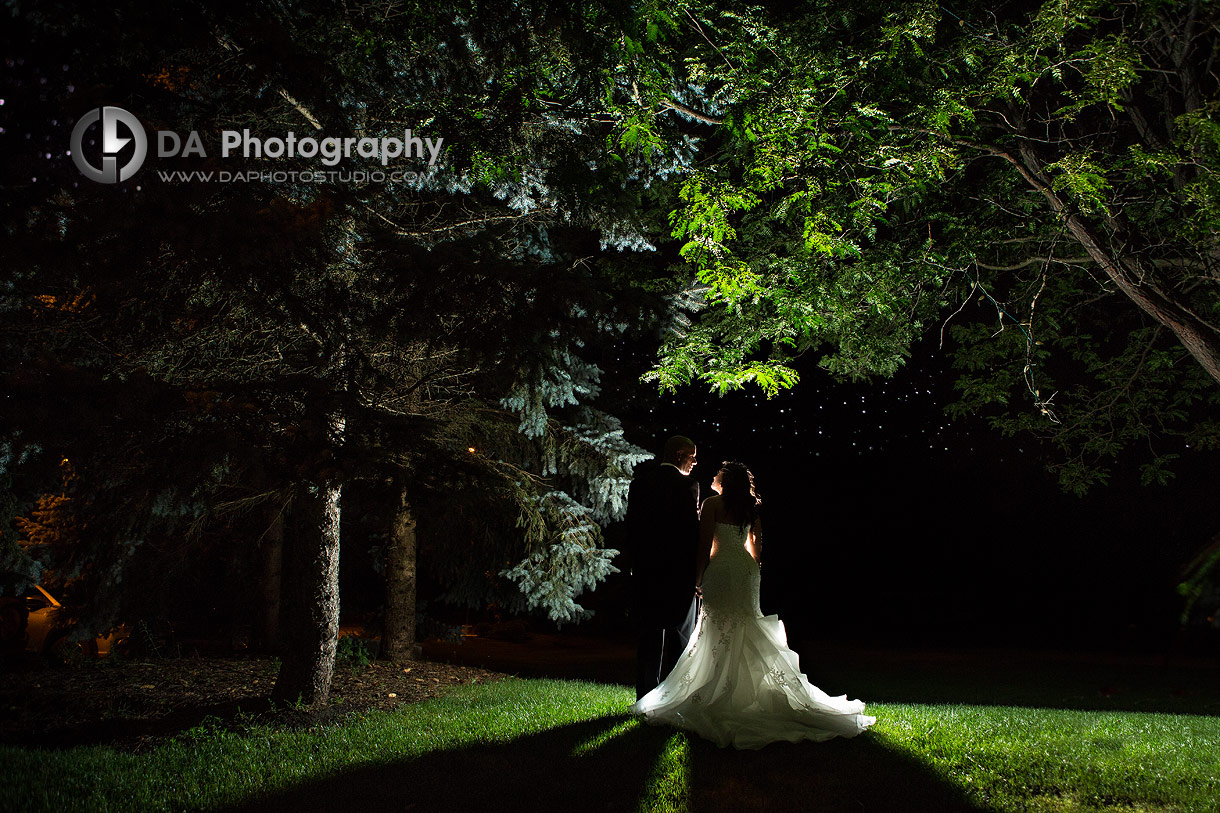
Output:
top-left (0, 651), bottom-right (507, 753)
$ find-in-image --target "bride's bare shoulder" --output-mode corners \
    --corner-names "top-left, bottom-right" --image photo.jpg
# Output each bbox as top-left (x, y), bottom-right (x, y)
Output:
top-left (700, 494), bottom-right (723, 515)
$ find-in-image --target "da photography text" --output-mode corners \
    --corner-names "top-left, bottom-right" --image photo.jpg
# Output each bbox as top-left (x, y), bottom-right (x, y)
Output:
top-left (160, 128), bottom-right (445, 167)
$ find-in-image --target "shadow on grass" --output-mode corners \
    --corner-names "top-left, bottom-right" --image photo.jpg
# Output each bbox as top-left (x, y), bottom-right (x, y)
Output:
top-left (11, 696), bottom-right (275, 750)
top-left (217, 715), bottom-right (988, 813)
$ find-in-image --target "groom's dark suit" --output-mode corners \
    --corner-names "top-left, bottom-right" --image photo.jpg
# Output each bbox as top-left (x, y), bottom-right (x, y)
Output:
top-left (626, 459), bottom-right (700, 699)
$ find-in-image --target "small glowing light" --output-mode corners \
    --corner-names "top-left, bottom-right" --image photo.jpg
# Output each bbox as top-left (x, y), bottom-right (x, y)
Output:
top-left (467, 446), bottom-right (476, 454)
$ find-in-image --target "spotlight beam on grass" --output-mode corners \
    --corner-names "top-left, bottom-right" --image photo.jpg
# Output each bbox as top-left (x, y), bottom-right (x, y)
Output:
top-left (570, 717), bottom-right (641, 758)
top-left (637, 731), bottom-right (691, 813)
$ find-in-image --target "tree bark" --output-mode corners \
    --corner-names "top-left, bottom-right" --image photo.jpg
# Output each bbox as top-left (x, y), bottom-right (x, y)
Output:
top-left (254, 507), bottom-right (284, 653)
top-left (271, 481), bottom-right (341, 708)
top-left (380, 486), bottom-right (418, 662)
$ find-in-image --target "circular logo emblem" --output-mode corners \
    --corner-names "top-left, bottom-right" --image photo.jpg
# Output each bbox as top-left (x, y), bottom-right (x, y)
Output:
top-left (71, 106), bottom-right (148, 183)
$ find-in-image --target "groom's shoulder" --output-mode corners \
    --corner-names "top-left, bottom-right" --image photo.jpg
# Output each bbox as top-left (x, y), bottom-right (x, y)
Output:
top-left (654, 463), bottom-right (687, 482)
top-left (628, 459), bottom-right (662, 496)
top-left (631, 458), bottom-right (662, 481)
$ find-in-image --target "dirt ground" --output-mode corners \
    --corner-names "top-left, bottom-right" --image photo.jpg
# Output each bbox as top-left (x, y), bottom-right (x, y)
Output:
top-left (0, 626), bottom-right (638, 753)
top-left (0, 648), bottom-right (508, 753)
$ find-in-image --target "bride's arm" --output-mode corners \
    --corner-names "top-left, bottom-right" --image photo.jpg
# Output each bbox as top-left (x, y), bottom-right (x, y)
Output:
top-left (748, 514), bottom-right (763, 566)
top-left (696, 497), bottom-right (718, 587)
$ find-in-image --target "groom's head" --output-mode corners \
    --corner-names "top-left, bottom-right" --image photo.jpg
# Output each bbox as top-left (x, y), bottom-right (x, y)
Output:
top-left (662, 435), bottom-right (697, 475)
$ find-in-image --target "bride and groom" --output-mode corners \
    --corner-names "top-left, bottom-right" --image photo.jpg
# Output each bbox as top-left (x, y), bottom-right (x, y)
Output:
top-left (625, 436), bottom-right (875, 750)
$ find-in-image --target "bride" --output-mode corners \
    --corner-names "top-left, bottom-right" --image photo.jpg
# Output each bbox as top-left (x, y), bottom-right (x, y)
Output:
top-left (630, 461), bottom-right (876, 749)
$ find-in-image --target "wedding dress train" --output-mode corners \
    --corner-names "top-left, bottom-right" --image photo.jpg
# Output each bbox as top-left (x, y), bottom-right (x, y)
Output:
top-left (630, 521), bottom-right (876, 749)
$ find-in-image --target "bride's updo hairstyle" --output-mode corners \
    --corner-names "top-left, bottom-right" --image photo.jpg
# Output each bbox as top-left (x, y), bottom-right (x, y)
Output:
top-left (716, 461), bottom-right (760, 528)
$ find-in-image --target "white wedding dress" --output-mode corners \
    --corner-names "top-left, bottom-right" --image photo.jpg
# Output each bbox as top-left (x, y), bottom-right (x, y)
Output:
top-left (630, 521), bottom-right (876, 749)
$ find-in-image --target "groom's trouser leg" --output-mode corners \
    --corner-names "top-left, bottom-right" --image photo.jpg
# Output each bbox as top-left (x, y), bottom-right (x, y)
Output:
top-left (636, 626), bottom-right (665, 700)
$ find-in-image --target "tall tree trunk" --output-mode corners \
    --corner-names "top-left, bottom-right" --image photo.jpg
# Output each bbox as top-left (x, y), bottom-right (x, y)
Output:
top-left (254, 507), bottom-right (284, 653)
top-left (380, 486), bottom-right (418, 662)
top-left (270, 327), bottom-right (350, 707)
top-left (271, 481), bottom-right (341, 708)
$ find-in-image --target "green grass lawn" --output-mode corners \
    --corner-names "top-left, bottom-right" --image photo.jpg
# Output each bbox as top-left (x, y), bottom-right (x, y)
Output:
top-left (3, 678), bottom-right (1218, 812)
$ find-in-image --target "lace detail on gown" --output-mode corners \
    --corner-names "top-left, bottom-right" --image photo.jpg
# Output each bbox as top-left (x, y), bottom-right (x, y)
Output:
top-left (630, 521), bottom-right (876, 749)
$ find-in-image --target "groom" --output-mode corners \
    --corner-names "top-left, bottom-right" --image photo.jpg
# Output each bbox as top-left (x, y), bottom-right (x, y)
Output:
top-left (626, 435), bottom-right (700, 700)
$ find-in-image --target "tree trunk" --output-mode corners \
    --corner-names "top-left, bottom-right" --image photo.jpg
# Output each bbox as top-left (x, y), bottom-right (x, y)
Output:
top-left (254, 507), bottom-right (284, 653)
top-left (380, 486), bottom-right (418, 662)
top-left (271, 481), bottom-right (341, 708)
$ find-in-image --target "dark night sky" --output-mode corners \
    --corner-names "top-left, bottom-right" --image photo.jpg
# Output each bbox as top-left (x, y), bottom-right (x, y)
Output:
top-left (607, 336), bottom-right (1220, 652)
